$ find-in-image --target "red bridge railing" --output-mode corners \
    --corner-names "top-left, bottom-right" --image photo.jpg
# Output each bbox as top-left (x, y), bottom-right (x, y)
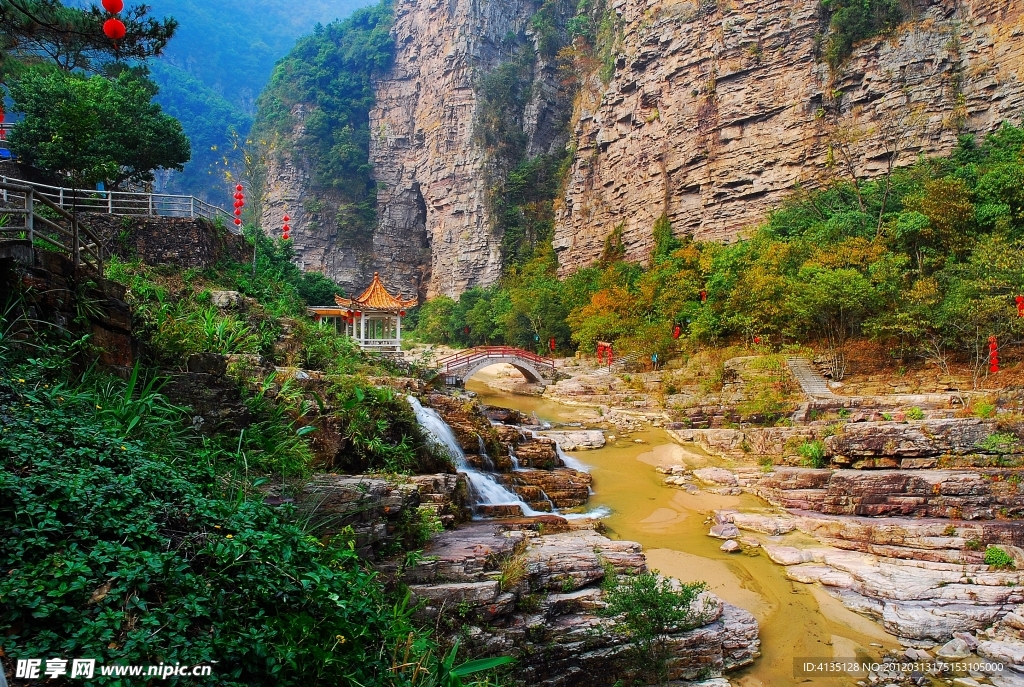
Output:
top-left (437, 346), bottom-right (556, 375)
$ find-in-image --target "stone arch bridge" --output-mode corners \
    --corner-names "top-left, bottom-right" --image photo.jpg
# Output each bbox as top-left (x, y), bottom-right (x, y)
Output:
top-left (437, 346), bottom-right (558, 386)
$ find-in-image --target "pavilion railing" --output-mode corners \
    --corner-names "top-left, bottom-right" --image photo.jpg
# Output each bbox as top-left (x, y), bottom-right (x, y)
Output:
top-left (0, 179), bottom-right (106, 274)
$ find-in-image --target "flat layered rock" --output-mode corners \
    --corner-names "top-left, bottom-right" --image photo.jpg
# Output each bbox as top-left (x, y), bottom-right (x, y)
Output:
top-left (543, 430), bottom-right (606, 451)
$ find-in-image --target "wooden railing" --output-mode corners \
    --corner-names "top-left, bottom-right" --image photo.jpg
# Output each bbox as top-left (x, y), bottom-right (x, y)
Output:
top-left (0, 176), bottom-right (237, 232)
top-left (437, 346), bottom-right (556, 374)
top-left (0, 179), bottom-right (106, 274)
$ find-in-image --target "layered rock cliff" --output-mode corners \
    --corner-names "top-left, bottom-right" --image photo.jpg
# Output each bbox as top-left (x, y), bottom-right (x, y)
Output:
top-left (553, 0), bottom-right (1024, 272)
top-left (263, 0), bottom-right (1024, 294)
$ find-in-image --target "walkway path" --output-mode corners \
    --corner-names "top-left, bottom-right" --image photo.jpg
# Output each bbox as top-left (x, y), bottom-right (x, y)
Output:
top-left (785, 357), bottom-right (836, 398)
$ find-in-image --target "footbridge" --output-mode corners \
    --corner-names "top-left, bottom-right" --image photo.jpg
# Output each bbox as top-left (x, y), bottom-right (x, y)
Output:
top-left (437, 346), bottom-right (558, 386)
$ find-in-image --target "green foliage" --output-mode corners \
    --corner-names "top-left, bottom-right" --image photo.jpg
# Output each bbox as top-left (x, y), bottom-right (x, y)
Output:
top-left (820, 0), bottom-right (903, 69)
top-left (147, 60), bottom-right (253, 200)
top-left (420, 122), bottom-right (1024, 382)
top-left (0, 0), bottom-right (177, 75)
top-left (977, 432), bottom-right (1019, 454)
top-left (798, 440), bottom-right (829, 469)
top-left (0, 351), bottom-right (423, 686)
top-left (984, 546), bottom-right (1015, 570)
top-left (905, 406), bottom-right (925, 420)
top-left (600, 571), bottom-right (712, 684)
top-left (9, 66), bottom-right (190, 189)
top-left (253, 1), bottom-right (394, 238)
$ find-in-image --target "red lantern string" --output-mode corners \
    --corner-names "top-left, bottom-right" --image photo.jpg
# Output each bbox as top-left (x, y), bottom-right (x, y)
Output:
top-left (1016, 295), bottom-right (1024, 318)
top-left (672, 324), bottom-right (681, 340)
top-left (989, 335), bottom-right (999, 374)
top-left (699, 289), bottom-right (708, 303)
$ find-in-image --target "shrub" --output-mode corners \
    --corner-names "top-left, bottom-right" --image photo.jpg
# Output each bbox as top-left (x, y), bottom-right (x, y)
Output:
top-left (600, 571), bottom-right (713, 684)
top-left (984, 546), bottom-right (1015, 570)
top-left (798, 440), bottom-right (829, 469)
top-left (0, 367), bottom-right (419, 686)
top-left (820, 0), bottom-right (903, 69)
top-left (977, 432), bottom-right (1019, 454)
top-left (905, 406), bottom-right (925, 420)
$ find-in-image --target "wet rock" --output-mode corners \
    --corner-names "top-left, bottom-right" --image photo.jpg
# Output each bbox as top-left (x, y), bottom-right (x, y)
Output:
top-left (709, 524), bottom-right (740, 539)
top-left (721, 540), bottom-right (740, 553)
top-left (693, 467), bottom-right (739, 487)
top-left (500, 468), bottom-right (592, 508)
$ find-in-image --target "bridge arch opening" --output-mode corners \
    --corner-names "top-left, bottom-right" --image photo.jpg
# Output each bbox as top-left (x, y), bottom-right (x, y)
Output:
top-left (464, 362), bottom-right (542, 385)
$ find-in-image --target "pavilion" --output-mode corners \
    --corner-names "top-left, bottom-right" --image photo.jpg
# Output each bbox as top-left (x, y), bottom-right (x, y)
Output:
top-left (307, 272), bottom-right (418, 353)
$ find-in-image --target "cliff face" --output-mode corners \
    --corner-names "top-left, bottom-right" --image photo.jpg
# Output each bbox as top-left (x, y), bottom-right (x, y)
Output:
top-left (369, 0), bottom-right (569, 298)
top-left (553, 0), bottom-right (1024, 272)
top-left (264, 0), bottom-right (1024, 295)
top-left (263, 0), bottom-right (570, 298)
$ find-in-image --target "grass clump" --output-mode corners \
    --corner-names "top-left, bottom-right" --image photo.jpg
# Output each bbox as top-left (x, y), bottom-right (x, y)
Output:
top-left (798, 440), bottom-right (829, 469)
top-left (984, 546), bottom-right (1015, 570)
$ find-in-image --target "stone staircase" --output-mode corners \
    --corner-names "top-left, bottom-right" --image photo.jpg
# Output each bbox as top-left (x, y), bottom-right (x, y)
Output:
top-left (786, 357), bottom-right (835, 398)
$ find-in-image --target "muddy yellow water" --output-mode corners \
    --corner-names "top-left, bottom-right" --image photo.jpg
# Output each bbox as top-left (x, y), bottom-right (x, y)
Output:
top-left (467, 378), bottom-right (901, 686)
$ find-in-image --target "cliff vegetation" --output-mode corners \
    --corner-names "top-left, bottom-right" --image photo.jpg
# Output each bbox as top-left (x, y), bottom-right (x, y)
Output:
top-left (414, 122), bottom-right (1024, 384)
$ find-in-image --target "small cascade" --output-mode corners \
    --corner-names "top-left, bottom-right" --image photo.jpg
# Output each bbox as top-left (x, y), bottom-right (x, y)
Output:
top-left (407, 396), bottom-right (542, 516)
top-left (553, 441), bottom-right (592, 474)
top-left (507, 444), bottom-right (522, 471)
top-left (476, 435), bottom-right (496, 472)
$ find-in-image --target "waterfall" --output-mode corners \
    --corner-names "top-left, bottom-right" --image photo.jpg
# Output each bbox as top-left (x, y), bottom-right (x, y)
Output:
top-left (508, 444), bottom-right (521, 471)
top-left (407, 396), bottom-right (542, 515)
top-left (554, 441), bottom-right (592, 474)
top-left (477, 435), bottom-right (496, 472)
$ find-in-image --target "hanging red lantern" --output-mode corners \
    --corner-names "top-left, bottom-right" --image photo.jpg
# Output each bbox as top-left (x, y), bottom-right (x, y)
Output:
top-left (234, 208), bottom-right (242, 216)
top-left (549, 337), bottom-right (556, 351)
top-left (989, 335), bottom-right (999, 373)
top-left (102, 0), bottom-right (124, 12)
top-left (399, 310), bottom-right (406, 317)
top-left (236, 184), bottom-right (243, 192)
top-left (464, 326), bottom-right (470, 335)
top-left (103, 18), bottom-right (126, 40)
top-left (699, 289), bottom-right (708, 303)
top-left (1016, 295), bottom-right (1024, 317)
top-left (282, 233), bottom-right (290, 241)
top-left (283, 214), bottom-right (290, 222)
top-left (234, 218), bottom-right (242, 226)
top-left (672, 324), bottom-right (681, 339)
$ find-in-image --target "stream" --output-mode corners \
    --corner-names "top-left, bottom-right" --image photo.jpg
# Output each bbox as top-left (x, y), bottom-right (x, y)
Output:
top-left (465, 378), bottom-right (903, 687)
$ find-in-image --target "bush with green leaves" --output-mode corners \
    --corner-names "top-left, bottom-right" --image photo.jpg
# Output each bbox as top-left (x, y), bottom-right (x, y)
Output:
top-left (984, 546), bottom-right (1015, 570)
top-left (798, 440), bottom-right (829, 469)
top-left (0, 357), bottom-right (423, 686)
top-left (600, 571), bottom-right (713, 684)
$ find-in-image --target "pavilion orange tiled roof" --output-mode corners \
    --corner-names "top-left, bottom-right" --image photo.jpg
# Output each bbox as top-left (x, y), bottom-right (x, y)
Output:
top-left (335, 272), bottom-right (418, 312)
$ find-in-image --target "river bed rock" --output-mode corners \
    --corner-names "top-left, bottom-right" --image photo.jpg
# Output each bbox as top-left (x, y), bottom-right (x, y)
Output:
top-left (403, 521), bottom-right (760, 686)
top-left (541, 430), bottom-right (606, 451)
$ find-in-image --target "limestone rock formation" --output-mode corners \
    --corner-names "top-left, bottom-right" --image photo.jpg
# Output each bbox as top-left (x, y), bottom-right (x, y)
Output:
top-left (554, 0), bottom-right (1024, 273)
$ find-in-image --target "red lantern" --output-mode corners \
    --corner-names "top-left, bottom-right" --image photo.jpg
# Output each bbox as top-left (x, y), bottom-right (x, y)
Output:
top-left (399, 310), bottom-right (406, 317)
top-left (234, 208), bottom-right (242, 216)
top-left (234, 218), bottom-right (242, 226)
top-left (699, 289), bottom-right (708, 303)
top-left (464, 326), bottom-right (470, 335)
top-left (103, 18), bottom-right (126, 40)
top-left (282, 233), bottom-right (290, 241)
top-left (283, 214), bottom-right (290, 222)
top-left (102, 0), bottom-right (124, 12)
top-left (236, 184), bottom-right (243, 192)
top-left (549, 337), bottom-right (556, 352)
top-left (1016, 295), bottom-right (1024, 317)
top-left (989, 335), bottom-right (999, 373)
top-left (672, 324), bottom-right (681, 339)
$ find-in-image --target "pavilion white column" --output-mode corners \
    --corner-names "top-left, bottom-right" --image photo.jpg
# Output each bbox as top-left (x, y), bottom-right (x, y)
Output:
top-left (396, 314), bottom-right (401, 347)
top-left (360, 312), bottom-right (366, 345)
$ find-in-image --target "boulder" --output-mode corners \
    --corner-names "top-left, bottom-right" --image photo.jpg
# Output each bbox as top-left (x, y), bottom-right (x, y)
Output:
top-left (709, 523), bottom-right (740, 539)
top-left (693, 467), bottom-right (739, 486)
top-left (720, 540), bottom-right (740, 553)
top-left (977, 640), bottom-right (1024, 665)
top-left (825, 419), bottom-right (995, 459)
top-left (936, 638), bottom-right (973, 660)
top-left (764, 545), bottom-right (814, 566)
top-left (542, 430), bottom-right (606, 451)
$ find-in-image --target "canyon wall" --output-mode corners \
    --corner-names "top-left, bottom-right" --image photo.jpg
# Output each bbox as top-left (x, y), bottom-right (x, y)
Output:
top-left (265, 0), bottom-right (1024, 295)
top-left (553, 0), bottom-right (1024, 272)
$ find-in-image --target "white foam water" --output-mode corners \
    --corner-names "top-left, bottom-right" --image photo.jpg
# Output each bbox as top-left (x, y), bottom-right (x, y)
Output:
top-left (407, 396), bottom-right (543, 515)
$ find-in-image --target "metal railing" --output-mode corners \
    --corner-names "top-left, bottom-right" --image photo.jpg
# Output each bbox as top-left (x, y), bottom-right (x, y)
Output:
top-left (0, 179), bottom-right (106, 274)
top-left (0, 175), bottom-right (237, 231)
top-left (437, 346), bottom-right (556, 374)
